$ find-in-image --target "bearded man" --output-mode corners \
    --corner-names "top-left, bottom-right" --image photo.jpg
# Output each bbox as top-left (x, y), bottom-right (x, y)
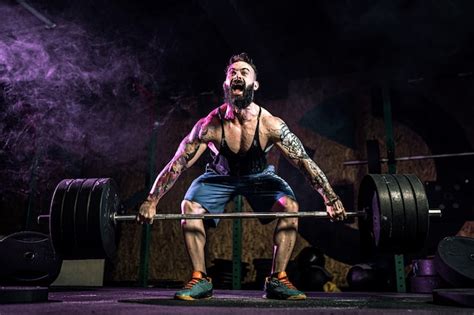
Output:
top-left (138, 53), bottom-right (346, 300)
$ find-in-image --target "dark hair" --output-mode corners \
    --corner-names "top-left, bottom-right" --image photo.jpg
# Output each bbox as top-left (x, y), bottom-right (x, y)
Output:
top-left (226, 52), bottom-right (258, 78)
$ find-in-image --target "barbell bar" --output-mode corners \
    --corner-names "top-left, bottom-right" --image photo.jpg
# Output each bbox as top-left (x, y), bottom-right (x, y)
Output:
top-left (38, 210), bottom-right (443, 224)
top-left (39, 174), bottom-right (442, 260)
top-left (109, 209), bottom-right (441, 222)
top-left (343, 151), bottom-right (474, 166)
top-left (37, 211), bottom-right (368, 225)
top-left (37, 210), bottom-right (365, 224)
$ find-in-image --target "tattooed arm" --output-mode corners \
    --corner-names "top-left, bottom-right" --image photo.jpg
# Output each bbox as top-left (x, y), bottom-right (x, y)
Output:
top-left (137, 118), bottom-right (211, 223)
top-left (267, 116), bottom-right (346, 220)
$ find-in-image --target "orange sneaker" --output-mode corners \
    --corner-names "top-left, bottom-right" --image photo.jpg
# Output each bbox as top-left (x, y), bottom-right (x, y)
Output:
top-left (174, 271), bottom-right (213, 300)
top-left (264, 271), bottom-right (306, 300)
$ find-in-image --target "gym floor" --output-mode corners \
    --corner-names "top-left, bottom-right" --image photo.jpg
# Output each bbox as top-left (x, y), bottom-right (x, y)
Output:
top-left (0, 288), bottom-right (473, 315)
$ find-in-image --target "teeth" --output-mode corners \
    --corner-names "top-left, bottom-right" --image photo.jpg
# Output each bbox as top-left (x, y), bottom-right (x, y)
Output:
top-left (232, 80), bottom-right (244, 88)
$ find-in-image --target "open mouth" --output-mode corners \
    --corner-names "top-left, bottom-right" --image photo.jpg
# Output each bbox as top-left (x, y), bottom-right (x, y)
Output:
top-left (231, 80), bottom-right (245, 95)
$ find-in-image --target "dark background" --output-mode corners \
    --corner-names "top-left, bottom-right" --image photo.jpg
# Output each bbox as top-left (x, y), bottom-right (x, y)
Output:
top-left (0, 0), bottom-right (473, 285)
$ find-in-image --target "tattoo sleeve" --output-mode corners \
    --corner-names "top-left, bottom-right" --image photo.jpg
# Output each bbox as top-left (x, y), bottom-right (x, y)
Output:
top-left (148, 120), bottom-right (208, 201)
top-left (276, 121), bottom-right (339, 203)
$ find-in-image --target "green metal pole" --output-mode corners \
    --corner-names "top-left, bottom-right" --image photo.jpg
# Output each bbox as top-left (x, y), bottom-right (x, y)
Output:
top-left (232, 195), bottom-right (243, 290)
top-left (394, 253), bottom-right (406, 292)
top-left (382, 85), bottom-right (406, 293)
top-left (138, 127), bottom-right (158, 287)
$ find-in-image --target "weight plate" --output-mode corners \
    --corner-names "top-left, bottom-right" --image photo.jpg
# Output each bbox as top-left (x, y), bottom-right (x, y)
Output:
top-left (0, 232), bottom-right (62, 286)
top-left (87, 178), bottom-right (119, 259)
top-left (372, 175), bottom-right (394, 251)
top-left (393, 175), bottom-right (418, 252)
top-left (100, 179), bottom-right (120, 259)
top-left (74, 178), bottom-right (98, 259)
top-left (49, 179), bottom-right (74, 258)
top-left (49, 178), bottom-right (119, 260)
top-left (404, 174), bottom-right (430, 251)
top-left (358, 174), bottom-right (393, 253)
top-left (60, 179), bottom-right (86, 258)
top-left (370, 192), bottom-right (381, 248)
top-left (382, 174), bottom-right (405, 254)
top-left (435, 236), bottom-right (474, 287)
top-left (87, 179), bottom-right (105, 258)
top-left (358, 177), bottom-right (376, 255)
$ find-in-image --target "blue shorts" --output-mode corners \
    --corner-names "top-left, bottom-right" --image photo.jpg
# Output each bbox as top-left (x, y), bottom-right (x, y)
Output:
top-left (184, 165), bottom-right (296, 227)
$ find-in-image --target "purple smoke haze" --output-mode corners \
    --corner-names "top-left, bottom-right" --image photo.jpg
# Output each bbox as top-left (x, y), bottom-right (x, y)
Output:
top-left (0, 2), bottom-right (177, 205)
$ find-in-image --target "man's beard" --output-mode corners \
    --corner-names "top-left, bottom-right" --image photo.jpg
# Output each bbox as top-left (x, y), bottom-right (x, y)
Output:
top-left (224, 80), bottom-right (255, 110)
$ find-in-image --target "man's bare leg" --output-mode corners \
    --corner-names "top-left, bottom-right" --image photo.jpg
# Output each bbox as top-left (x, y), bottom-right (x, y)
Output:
top-left (181, 200), bottom-right (207, 273)
top-left (271, 196), bottom-right (299, 273)
top-left (265, 196), bottom-right (305, 300)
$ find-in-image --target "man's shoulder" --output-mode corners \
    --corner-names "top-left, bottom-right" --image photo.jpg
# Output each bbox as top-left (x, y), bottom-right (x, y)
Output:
top-left (200, 104), bottom-right (225, 126)
top-left (260, 108), bottom-right (284, 129)
top-left (194, 105), bottom-right (225, 141)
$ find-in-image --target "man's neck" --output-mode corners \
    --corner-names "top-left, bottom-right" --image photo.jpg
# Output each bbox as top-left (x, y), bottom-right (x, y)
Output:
top-left (225, 102), bottom-right (258, 122)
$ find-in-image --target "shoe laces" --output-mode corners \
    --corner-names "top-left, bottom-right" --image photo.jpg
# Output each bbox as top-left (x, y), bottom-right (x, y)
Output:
top-left (184, 277), bottom-right (201, 289)
top-left (271, 272), bottom-right (297, 290)
top-left (184, 271), bottom-right (210, 289)
top-left (278, 276), bottom-right (297, 290)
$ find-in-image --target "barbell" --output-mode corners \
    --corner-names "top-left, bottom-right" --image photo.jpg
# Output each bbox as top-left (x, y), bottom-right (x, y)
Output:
top-left (38, 174), bottom-right (442, 260)
top-left (343, 151), bottom-right (474, 166)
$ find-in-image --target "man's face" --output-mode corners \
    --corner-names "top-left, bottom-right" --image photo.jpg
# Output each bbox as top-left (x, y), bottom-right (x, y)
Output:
top-left (223, 61), bottom-right (259, 110)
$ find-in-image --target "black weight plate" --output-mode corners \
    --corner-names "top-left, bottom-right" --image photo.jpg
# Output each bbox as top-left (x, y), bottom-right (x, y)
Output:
top-left (359, 174), bottom-right (394, 252)
top-left (369, 192), bottom-right (381, 248)
top-left (0, 232), bottom-right (62, 286)
top-left (404, 174), bottom-right (430, 251)
top-left (393, 175), bottom-right (418, 252)
top-left (60, 179), bottom-right (87, 258)
top-left (49, 179), bottom-right (74, 258)
top-left (433, 289), bottom-right (474, 307)
top-left (358, 176), bottom-right (377, 255)
top-left (358, 174), bottom-right (393, 253)
top-left (74, 178), bottom-right (98, 259)
top-left (435, 236), bottom-right (474, 287)
top-left (80, 179), bottom-right (104, 259)
top-left (86, 178), bottom-right (119, 259)
top-left (100, 179), bottom-right (120, 259)
top-left (0, 286), bottom-right (48, 304)
top-left (372, 175), bottom-right (394, 252)
top-left (358, 175), bottom-right (381, 257)
top-left (383, 174), bottom-right (405, 254)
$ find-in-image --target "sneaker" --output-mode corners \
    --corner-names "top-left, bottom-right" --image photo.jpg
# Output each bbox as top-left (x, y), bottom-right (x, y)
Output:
top-left (264, 271), bottom-right (307, 300)
top-left (174, 271), bottom-right (213, 300)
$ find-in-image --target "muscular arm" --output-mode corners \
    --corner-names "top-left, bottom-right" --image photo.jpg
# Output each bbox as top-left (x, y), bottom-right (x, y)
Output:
top-left (147, 119), bottom-right (210, 201)
top-left (269, 117), bottom-right (339, 204)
